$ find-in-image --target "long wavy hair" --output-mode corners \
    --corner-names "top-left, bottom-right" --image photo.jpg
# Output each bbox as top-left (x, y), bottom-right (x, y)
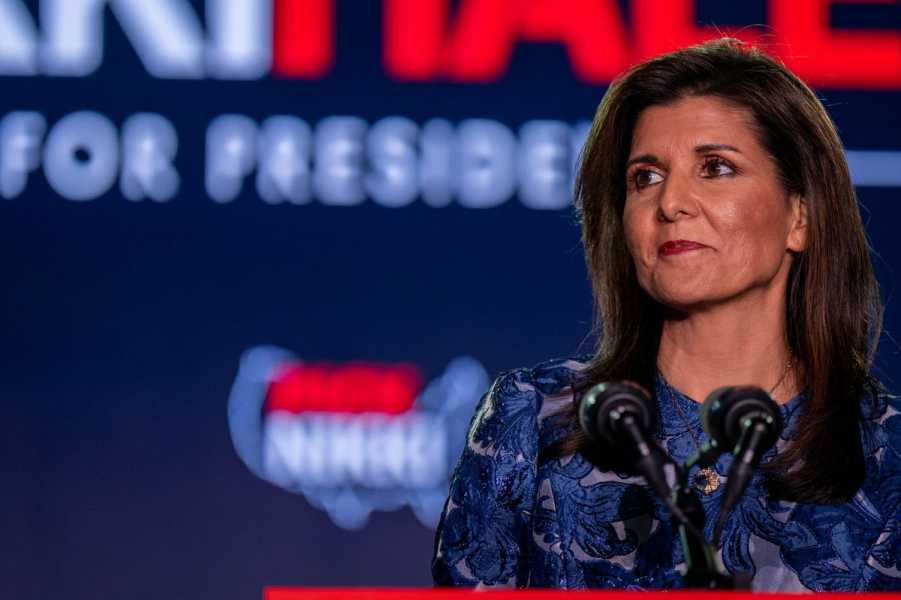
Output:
top-left (552, 38), bottom-right (883, 504)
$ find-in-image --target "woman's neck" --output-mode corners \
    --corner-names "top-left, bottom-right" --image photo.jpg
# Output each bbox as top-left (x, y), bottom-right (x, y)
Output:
top-left (656, 292), bottom-right (798, 404)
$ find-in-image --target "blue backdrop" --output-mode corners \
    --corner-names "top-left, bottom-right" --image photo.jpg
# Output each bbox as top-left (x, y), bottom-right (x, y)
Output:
top-left (4, 1), bottom-right (900, 599)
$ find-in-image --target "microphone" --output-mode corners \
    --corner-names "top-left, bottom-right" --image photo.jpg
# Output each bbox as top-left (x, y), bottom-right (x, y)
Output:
top-left (581, 381), bottom-right (732, 587)
top-left (578, 382), bottom-right (671, 503)
top-left (701, 386), bottom-right (783, 544)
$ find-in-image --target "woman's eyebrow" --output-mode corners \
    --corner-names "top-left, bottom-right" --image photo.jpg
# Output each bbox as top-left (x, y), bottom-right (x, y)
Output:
top-left (626, 144), bottom-right (741, 168)
top-left (625, 153), bottom-right (659, 169)
top-left (695, 143), bottom-right (741, 154)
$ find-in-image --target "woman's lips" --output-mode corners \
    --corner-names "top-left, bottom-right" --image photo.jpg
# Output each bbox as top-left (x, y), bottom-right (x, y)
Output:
top-left (658, 240), bottom-right (709, 256)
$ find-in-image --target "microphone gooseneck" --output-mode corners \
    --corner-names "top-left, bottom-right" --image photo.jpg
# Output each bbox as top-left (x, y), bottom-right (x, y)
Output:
top-left (701, 386), bottom-right (784, 545)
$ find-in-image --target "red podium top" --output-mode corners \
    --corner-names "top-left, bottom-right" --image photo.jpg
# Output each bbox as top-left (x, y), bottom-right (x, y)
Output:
top-left (265, 588), bottom-right (901, 599)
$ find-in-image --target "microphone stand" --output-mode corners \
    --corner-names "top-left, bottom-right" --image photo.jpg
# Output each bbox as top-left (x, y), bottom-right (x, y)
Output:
top-left (675, 444), bottom-right (737, 589)
top-left (619, 437), bottom-right (736, 588)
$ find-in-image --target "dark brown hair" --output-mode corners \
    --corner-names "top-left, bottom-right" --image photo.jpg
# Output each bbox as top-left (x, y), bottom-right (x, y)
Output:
top-left (555, 38), bottom-right (883, 504)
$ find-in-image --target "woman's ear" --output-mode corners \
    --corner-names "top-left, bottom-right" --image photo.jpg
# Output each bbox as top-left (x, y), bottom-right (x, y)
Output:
top-left (787, 194), bottom-right (808, 253)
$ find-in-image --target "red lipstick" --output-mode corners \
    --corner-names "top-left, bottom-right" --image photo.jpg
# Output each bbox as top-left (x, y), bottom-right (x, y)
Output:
top-left (659, 240), bottom-right (709, 256)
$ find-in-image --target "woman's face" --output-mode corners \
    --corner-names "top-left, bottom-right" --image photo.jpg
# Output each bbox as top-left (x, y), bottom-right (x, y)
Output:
top-left (622, 95), bottom-right (807, 311)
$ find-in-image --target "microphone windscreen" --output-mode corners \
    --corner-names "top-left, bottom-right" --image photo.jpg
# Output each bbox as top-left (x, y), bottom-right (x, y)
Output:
top-left (701, 386), bottom-right (783, 452)
top-left (579, 381), bottom-right (654, 446)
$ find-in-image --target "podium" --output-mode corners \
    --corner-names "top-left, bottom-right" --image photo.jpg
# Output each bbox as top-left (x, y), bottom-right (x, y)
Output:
top-left (265, 589), bottom-right (901, 599)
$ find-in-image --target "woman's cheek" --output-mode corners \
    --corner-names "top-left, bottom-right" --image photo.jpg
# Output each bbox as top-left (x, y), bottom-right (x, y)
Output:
top-left (622, 204), bottom-right (649, 261)
top-left (720, 205), bottom-right (779, 264)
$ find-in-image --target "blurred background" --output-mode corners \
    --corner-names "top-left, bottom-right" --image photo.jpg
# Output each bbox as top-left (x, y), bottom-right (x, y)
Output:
top-left (2, 1), bottom-right (899, 598)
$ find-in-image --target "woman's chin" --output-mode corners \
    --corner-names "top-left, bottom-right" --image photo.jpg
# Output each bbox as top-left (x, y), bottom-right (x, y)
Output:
top-left (651, 287), bottom-right (727, 313)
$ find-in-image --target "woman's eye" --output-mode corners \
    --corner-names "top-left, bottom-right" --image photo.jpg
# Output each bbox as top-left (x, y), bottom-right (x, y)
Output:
top-left (702, 157), bottom-right (735, 178)
top-left (632, 169), bottom-right (663, 189)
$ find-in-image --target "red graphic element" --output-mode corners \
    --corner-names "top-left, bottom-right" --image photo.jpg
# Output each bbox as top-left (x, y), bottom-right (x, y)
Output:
top-left (265, 588), bottom-right (901, 600)
top-left (770, 0), bottom-right (901, 89)
top-left (383, 0), bottom-right (629, 82)
top-left (382, 0), bottom-right (448, 80)
top-left (273, 0), bottom-right (335, 77)
top-left (381, 0), bottom-right (901, 88)
top-left (631, 0), bottom-right (766, 61)
top-left (265, 362), bottom-right (423, 414)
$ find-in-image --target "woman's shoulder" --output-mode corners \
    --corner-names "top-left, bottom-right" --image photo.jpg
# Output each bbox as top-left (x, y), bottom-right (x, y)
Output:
top-left (859, 377), bottom-right (898, 417)
top-left (486, 355), bottom-right (590, 411)
top-left (530, 354), bottom-right (593, 392)
top-left (860, 384), bottom-right (901, 440)
top-left (859, 386), bottom-right (901, 516)
top-left (471, 355), bottom-right (590, 453)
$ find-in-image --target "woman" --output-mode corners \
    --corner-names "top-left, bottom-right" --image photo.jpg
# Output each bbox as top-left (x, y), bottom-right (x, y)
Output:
top-left (431, 39), bottom-right (900, 591)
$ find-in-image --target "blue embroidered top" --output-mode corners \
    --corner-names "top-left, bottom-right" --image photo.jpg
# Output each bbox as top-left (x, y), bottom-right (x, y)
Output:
top-left (431, 357), bottom-right (901, 591)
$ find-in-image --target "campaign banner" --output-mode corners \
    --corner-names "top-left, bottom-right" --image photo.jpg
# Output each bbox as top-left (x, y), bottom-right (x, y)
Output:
top-left (5, 2), bottom-right (899, 600)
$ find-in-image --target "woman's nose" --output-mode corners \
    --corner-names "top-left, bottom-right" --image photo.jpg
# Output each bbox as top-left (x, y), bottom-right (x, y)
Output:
top-left (656, 172), bottom-right (698, 222)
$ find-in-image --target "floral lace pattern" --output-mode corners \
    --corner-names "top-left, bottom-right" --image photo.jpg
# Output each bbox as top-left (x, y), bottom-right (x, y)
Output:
top-left (432, 357), bottom-right (901, 590)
